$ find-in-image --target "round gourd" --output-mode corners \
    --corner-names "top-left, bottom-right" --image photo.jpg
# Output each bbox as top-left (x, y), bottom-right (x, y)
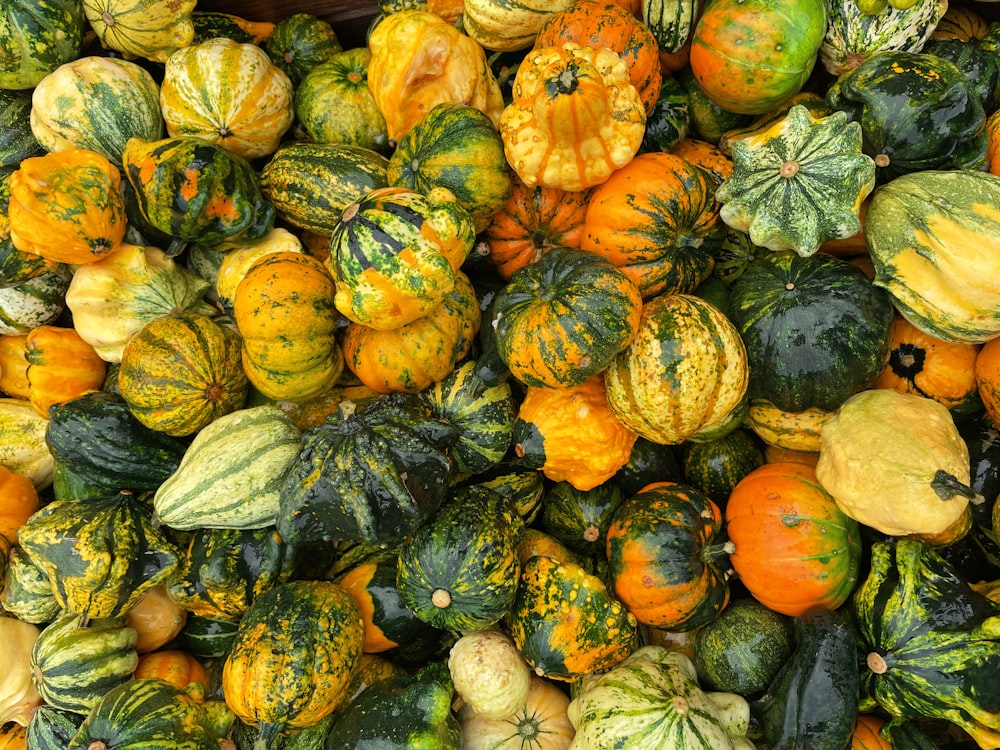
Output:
top-left (979, 336), bottom-right (1000, 428)
top-left (213, 227), bottom-right (304, 313)
top-left (124, 585), bottom-right (187, 654)
top-left (448, 630), bottom-right (532, 720)
top-left (689, 0), bottom-right (826, 114)
top-left (264, 11), bottom-right (343, 85)
top-left (0, 465), bottom-right (38, 545)
top-left (491, 245), bottom-right (642, 389)
top-left (462, 0), bottom-right (574, 52)
top-left (0, 0), bottom-right (86, 90)
top-left (605, 481), bottom-right (732, 631)
top-left (728, 250), bottom-right (894, 413)
top-left (222, 580), bottom-right (365, 741)
top-left (682, 428), bottom-right (764, 504)
top-left (604, 293), bottom-right (749, 446)
top-left (117, 312), bottom-right (249, 437)
top-left (81, 0), bottom-right (197, 63)
top-left (0, 90), bottom-right (42, 168)
top-left (0, 266), bottom-right (72, 336)
top-left (726, 462), bottom-right (863, 617)
top-left (25, 324), bottom-right (107, 417)
top-left (133, 650), bottom-right (208, 690)
top-left (160, 37), bottom-right (294, 161)
top-left (816, 388), bottom-right (982, 544)
top-left (0, 616), bottom-right (41, 728)
top-left (28, 55), bottom-right (164, 164)
top-left (457, 675), bottom-right (574, 750)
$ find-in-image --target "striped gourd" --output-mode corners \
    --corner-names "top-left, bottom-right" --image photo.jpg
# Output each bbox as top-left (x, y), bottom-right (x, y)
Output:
top-left (81, 0), bottom-right (196, 63)
top-left (0, 89), bottom-right (43, 168)
top-left (0, 265), bottom-right (72, 335)
top-left (0, 397), bottom-right (54, 489)
top-left (153, 404), bottom-right (301, 531)
top-left (30, 611), bottom-right (138, 715)
top-left (461, 0), bottom-right (574, 52)
top-left (28, 56), bottom-right (164, 165)
top-left (568, 646), bottom-right (752, 747)
top-left (420, 360), bottom-right (515, 476)
top-left (259, 142), bottom-right (389, 235)
top-left (642, 0), bottom-right (701, 54)
top-left (745, 398), bottom-right (832, 453)
top-left (0, 0), bottom-right (86, 90)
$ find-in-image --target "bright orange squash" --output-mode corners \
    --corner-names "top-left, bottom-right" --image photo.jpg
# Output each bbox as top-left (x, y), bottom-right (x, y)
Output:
top-left (24, 326), bottom-right (107, 417)
top-left (977, 335), bottom-right (1000, 427)
top-left (0, 465), bottom-right (40, 545)
top-left (133, 649), bottom-right (209, 690)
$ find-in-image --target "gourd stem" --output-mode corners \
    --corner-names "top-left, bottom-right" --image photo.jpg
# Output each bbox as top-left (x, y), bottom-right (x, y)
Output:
top-left (87, 743), bottom-right (108, 750)
top-left (254, 722), bottom-right (282, 750)
top-left (702, 541), bottom-right (736, 563)
top-left (866, 652), bottom-right (888, 675)
top-left (931, 470), bottom-right (985, 505)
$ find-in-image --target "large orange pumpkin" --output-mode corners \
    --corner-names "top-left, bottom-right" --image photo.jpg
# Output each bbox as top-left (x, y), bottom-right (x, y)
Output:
top-left (725, 462), bottom-right (863, 617)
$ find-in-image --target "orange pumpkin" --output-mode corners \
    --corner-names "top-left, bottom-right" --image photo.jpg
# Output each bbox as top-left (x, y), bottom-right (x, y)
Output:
top-left (533, 0), bottom-right (662, 114)
top-left (133, 649), bottom-right (209, 690)
top-left (875, 315), bottom-right (981, 411)
top-left (976, 335), bottom-right (1000, 427)
top-left (25, 326), bottom-right (107, 417)
top-left (669, 137), bottom-right (734, 183)
top-left (0, 335), bottom-right (29, 400)
top-left (725, 462), bottom-right (863, 617)
top-left (125, 585), bottom-right (189, 654)
top-left (852, 714), bottom-right (892, 750)
top-left (483, 177), bottom-right (592, 280)
top-left (7, 148), bottom-right (126, 265)
top-left (0, 466), bottom-right (40, 545)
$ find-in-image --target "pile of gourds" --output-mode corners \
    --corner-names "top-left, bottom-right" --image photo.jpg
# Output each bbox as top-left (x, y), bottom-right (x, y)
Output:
top-left (3, 0), bottom-right (1000, 748)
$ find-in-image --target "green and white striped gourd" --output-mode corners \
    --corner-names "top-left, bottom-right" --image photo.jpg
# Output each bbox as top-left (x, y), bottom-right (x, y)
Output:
top-left (461, 0), bottom-right (574, 52)
top-left (0, 265), bottom-right (72, 335)
top-left (30, 611), bottom-right (139, 716)
top-left (153, 404), bottom-right (301, 530)
top-left (643, 0), bottom-right (701, 54)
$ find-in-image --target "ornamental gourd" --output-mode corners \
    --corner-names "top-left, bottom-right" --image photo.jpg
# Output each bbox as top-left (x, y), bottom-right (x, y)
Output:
top-left (82, 0), bottom-right (197, 63)
top-left (24, 325), bottom-right (107, 417)
top-left (366, 9), bottom-right (504, 143)
top-left (0, 0), bottom-right (86, 90)
top-left (160, 37), bottom-right (295, 161)
top-left (462, 0), bottom-right (574, 52)
top-left (326, 186), bottom-right (476, 330)
top-left (499, 44), bottom-right (646, 193)
top-left (8, 149), bottom-right (126, 266)
top-left (715, 105), bottom-right (876, 257)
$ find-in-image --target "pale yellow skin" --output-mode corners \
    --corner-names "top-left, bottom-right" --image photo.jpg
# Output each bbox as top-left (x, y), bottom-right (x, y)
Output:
top-left (815, 388), bottom-right (976, 537)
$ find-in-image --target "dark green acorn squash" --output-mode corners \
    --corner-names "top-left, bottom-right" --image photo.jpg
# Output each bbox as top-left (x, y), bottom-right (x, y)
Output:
top-left (675, 67), bottom-right (755, 145)
top-left (178, 614), bottom-right (241, 660)
top-left (754, 607), bottom-right (860, 750)
top-left (540, 481), bottom-right (626, 557)
top-left (277, 392), bottom-right (457, 547)
top-left (67, 678), bottom-right (225, 750)
top-left (853, 538), bottom-right (1000, 748)
top-left (420, 359), bottom-right (515, 477)
top-left (728, 250), bottom-right (895, 413)
top-left (0, 0), bottom-right (86, 90)
top-left (16, 491), bottom-right (181, 622)
top-left (324, 661), bottom-right (461, 750)
top-left (45, 391), bottom-right (188, 495)
top-left (682, 428), bottom-right (764, 504)
top-left (165, 525), bottom-right (296, 622)
top-left (234, 715), bottom-right (337, 750)
top-left (121, 136), bottom-right (275, 257)
top-left (0, 89), bottom-right (42, 168)
top-left (922, 38), bottom-right (1000, 113)
top-left (640, 75), bottom-right (691, 155)
top-left (26, 705), bottom-right (85, 750)
top-left (453, 461), bottom-right (546, 526)
top-left (612, 437), bottom-right (683, 497)
top-left (826, 50), bottom-right (988, 181)
top-left (190, 11), bottom-right (275, 44)
top-left (265, 12), bottom-right (343, 85)
top-left (396, 485), bottom-right (523, 633)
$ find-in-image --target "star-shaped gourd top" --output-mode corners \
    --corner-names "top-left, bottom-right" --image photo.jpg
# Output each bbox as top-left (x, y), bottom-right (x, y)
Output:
top-left (716, 104), bottom-right (876, 257)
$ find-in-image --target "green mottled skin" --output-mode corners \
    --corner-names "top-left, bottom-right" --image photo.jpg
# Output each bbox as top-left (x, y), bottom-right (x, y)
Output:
top-left (0, 0), bottom-right (86, 90)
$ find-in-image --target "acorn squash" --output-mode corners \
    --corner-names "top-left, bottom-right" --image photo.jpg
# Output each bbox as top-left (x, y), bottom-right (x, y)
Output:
top-left (0, 1), bottom-right (85, 90)
top-left (81, 0), bottom-right (197, 63)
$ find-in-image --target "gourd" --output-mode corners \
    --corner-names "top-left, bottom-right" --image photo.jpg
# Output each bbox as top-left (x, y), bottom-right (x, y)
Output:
top-left (340, 269), bottom-right (481, 394)
top-left (448, 630), bottom-right (532, 719)
top-left (507, 553), bottom-right (638, 682)
top-left (0, 267), bottom-right (72, 337)
top-left (491, 246), bottom-right (642, 389)
top-left (0, 334), bottom-right (29, 399)
top-left (117, 312), bottom-right (249, 437)
top-left (567, 646), bottom-right (754, 749)
top-left (277, 392), bottom-right (457, 547)
top-left (133, 650), bottom-right (208, 690)
top-left (153, 404), bottom-right (301, 530)
top-left (853, 539), bottom-right (1000, 749)
top-left (0, 0), bottom-right (86, 90)
top-left (0, 397), bottom-right (54, 489)
top-left (29, 611), bottom-right (139, 715)
top-left (159, 37), bottom-right (295, 161)
top-left (581, 151), bottom-right (722, 299)
top-left (233, 252), bottom-right (342, 403)
top-left (540, 481), bottom-right (625, 557)
top-left (65, 241), bottom-right (215, 363)
top-left (213, 227), bottom-right (303, 313)
top-left (826, 50), bottom-right (988, 180)
top-left (396, 485), bottom-right (524, 633)
top-left (25, 705), bottom-right (85, 750)
top-left (326, 186), bottom-right (476, 330)
top-left (512, 375), bottom-right (638, 491)
top-left (715, 105), bottom-right (876, 257)
top-left (7, 149), bottom-right (126, 266)
top-left (1, 546), bottom-right (61, 625)
top-left (727, 250), bottom-right (894, 413)
top-left (264, 12), bottom-right (343, 85)
top-left (605, 481), bottom-right (733, 631)
top-left (458, 675), bottom-right (575, 750)
top-left (744, 399), bottom-right (832, 455)
top-left (221, 580), bottom-right (365, 742)
top-left (533, 0), bottom-right (662, 114)
top-left (499, 43), bottom-right (646, 193)
top-left (0, 465), bottom-right (37, 544)
top-left (462, 0), bottom-right (573, 52)
top-left (483, 176), bottom-right (591, 281)
top-left (0, 616), bottom-right (41, 727)
top-left (863, 169), bottom-right (1000, 344)
top-left (27, 56), bottom-right (164, 164)
top-left (681, 428), bottom-right (764, 503)
top-left (124, 584), bottom-right (187, 653)
top-left (725, 462), bottom-right (863, 616)
top-left (689, 0), bottom-right (826, 114)
top-left (979, 336), bottom-right (1000, 428)
top-left (16, 491), bottom-right (181, 621)
top-left (81, 0), bottom-right (197, 63)
top-left (24, 325), bottom-right (107, 417)
top-left (0, 91), bottom-right (40, 169)
top-left (366, 9), bottom-right (504, 143)
top-left (816, 388), bottom-right (982, 544)
top-left (603, 293), bottom-right (749, 445)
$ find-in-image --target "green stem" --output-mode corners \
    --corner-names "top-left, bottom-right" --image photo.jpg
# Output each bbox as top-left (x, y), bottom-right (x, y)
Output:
top-left (931, 470), bottom-right (985, 505)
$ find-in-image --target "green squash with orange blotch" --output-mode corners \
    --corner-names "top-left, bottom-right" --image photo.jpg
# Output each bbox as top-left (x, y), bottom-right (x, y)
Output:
top-left (506, 553), bottom-right (638, 682)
